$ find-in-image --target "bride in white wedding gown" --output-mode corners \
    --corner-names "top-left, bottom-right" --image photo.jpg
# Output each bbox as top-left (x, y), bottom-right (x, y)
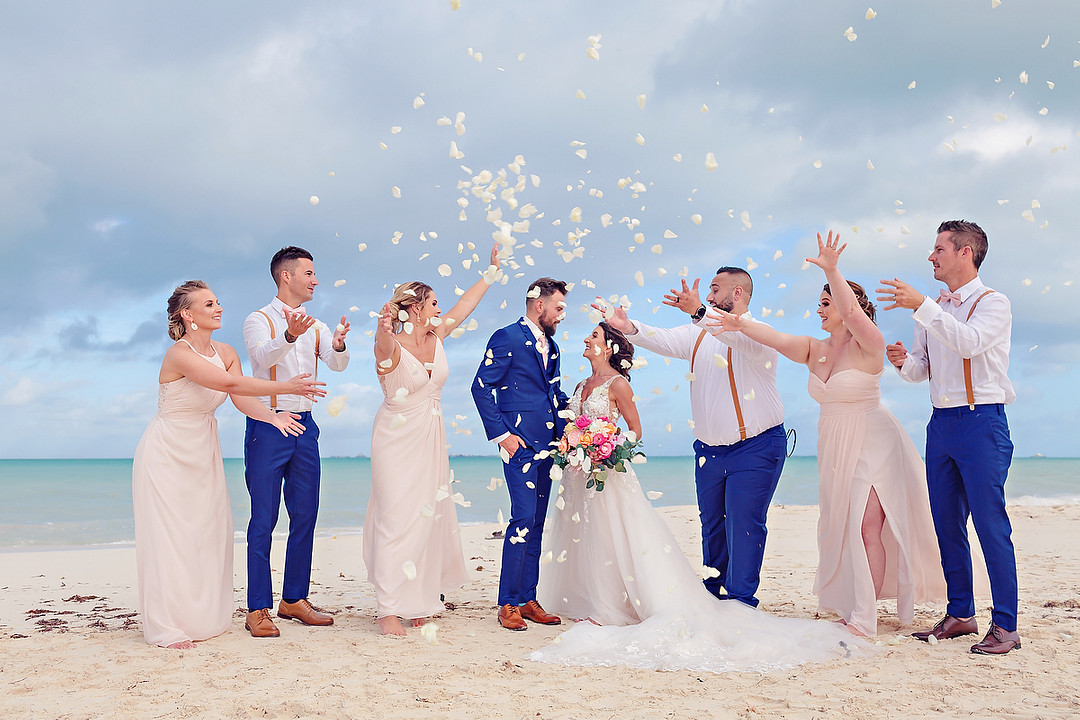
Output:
top-left (530, 322), bottom-right (867, 673)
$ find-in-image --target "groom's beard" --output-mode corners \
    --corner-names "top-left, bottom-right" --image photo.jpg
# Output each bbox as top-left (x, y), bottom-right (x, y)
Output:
top-left (538, 312), bottom-right (559, 336)
top-left (710, 295), bottom-right (735, 313)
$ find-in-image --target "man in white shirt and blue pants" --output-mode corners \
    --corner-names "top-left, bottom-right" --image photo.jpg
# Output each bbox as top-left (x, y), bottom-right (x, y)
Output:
top-left (605, 267), bottom-right (786, 608)
top-left (242, 246), bottom-right (351, 638)
top-left (879, 220), bottom-right (1020, 655)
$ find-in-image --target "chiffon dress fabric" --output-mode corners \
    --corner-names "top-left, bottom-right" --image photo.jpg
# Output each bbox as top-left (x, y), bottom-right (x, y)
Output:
top-left (132, 341), bottom-right (234, 647)
top-left (364, 334), bottom-right (469, 620)
top-left (808, 368), bottom-right (947, 636)
top-left (531, 378), bottom-right (868, 673)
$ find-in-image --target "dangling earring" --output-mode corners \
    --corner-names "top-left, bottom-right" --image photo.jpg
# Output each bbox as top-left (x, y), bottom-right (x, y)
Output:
top-left (191, 322), bottom-right (199, 330)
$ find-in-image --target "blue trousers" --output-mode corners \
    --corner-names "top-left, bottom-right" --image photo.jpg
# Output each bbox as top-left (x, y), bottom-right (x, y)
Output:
top-left (244, 413), bottom-right (321, 610)
top-left (693, 424), bottom-right (786, 607)
top-left (498, 447), bottom-right (555, 607)
top-left (925, 404), bottom-right (1017, 631)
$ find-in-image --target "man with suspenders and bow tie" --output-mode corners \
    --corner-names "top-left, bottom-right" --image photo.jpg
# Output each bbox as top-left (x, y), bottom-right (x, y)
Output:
top-left (242, 246), bottom-right (351, 638)
top-left (878, 220), bottom-right (1020, 655)
top-left (601, 267), bottom-right (787, 609)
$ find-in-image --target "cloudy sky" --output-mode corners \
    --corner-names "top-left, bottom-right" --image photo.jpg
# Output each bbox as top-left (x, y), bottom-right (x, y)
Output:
top-left (2, 0), bottom-right (1077, 459)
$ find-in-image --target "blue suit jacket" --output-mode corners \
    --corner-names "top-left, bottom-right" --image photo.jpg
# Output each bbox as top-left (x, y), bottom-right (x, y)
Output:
top-left (472, 318), bottom-right (569, 452)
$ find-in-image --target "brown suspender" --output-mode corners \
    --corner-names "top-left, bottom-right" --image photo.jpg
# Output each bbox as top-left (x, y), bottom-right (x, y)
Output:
top-left (256, 310), bottom-right (319, 411)
top-left (962, 290), bottom-right (995, 410)
top-left (689, 328), bottom-right (747, 442)
top-left (727, 347), bottom-right (748, 441)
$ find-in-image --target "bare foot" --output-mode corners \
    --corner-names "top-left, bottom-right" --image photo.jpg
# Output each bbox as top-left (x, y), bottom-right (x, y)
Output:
top-left (166, 640), bottom-right (196, 650)
top-left (844, 623), bottom-right (868, 638)
top-left (411, 617), bottom-right (428, 628)
top-left (378, 616), bottom-right (406, 636)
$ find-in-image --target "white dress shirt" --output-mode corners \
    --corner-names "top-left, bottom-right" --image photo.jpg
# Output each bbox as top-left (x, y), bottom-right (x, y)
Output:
top-left (896, 277), bottom-right (1015, 408)
top-left (243, 297), bottom-right (350, 412)
top-left (630, 315), bottom-right (784, 447)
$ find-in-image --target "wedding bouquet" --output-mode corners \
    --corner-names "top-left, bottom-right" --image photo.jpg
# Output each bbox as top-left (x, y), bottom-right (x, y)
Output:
top-left (549, 412), bottom-right (644, 491)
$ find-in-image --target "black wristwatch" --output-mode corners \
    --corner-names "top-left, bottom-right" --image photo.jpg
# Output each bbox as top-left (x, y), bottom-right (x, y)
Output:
top-left (691, 305), bottom-right (707, 321)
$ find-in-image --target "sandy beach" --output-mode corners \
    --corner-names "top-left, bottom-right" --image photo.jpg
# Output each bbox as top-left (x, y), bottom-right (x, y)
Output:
top-left (2, 503), bottom-right (1078, 720)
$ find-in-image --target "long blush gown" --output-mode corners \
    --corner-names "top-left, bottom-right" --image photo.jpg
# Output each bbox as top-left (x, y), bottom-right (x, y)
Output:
top-left (132, 341), bottom-right (234, 647)
top-left (364, 334), bottom-right (469, 620)
top-left (809, 368), bottom-right (947, 636)
top-left (531, 378), bottom-right (868, 673)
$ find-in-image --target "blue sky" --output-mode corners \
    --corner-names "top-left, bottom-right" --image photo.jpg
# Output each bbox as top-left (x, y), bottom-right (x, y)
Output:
top-left (1, 0), bottom-right (1077, 458)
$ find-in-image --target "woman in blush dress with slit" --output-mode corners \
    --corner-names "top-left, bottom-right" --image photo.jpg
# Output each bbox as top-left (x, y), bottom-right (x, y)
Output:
top-left (133, 281), bottom-right (324, 649)
top-left (365, 243), bottom-right (501, 636)
top-left (709, 232), bottom-right (947, 637)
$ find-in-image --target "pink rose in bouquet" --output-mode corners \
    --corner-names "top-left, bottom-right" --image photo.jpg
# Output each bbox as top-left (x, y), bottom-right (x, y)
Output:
top-left (597, 441), bottom-right (615, 459)
top-left (575, 415), bottom-right (591, 430)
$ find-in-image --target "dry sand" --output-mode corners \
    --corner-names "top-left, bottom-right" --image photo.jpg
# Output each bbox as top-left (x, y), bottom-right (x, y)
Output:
top-left (2, 504), bottom-right (1078, 720)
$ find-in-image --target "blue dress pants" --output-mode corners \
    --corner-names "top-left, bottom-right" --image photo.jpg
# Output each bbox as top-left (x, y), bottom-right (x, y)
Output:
top-left (925, 404), bottom-right (1018, 632)
top-left (693, 424), bottom-right (787, 607)
top-left (244, 413), bottom-right (321, 611)
top-left (498, 447), bottom-right (555, 607)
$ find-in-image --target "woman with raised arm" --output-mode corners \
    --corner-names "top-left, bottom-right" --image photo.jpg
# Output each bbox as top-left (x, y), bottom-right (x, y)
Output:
top-left (364, 243), bottom-right (501, 636)
top-left (133, 280), bottom-right (325, 649)
top-left (709, 232), bottom-right (946, 637)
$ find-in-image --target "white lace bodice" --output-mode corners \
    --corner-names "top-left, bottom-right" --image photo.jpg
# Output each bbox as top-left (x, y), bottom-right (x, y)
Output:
top-left (569, 376), bottom-right (621, 422)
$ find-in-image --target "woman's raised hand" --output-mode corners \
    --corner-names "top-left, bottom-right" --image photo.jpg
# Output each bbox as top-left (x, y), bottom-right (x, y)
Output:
top-left (286, 373), bottom-right (327, 400)
top-left (706, 308), bottom-right (745, 333)
top-left (806, 230), bottom-right (847, 273)
top-left (270, 411), bottom-right (307, 437)
top-left (489, 241), bottom-right (501, 270)
top-left (376, 302), bottom-right (394, 338)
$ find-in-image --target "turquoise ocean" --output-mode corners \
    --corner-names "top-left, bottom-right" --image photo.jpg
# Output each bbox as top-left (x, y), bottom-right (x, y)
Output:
top-left (1, 456), bottom-right (1076, 551)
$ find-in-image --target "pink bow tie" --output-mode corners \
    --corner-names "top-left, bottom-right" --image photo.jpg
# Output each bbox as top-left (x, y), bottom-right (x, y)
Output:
top-left (938, 290), bottom-right (962, 306)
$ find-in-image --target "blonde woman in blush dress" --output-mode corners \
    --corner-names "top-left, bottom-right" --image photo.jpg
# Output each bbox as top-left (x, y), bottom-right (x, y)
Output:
top-left (132, 281), bottom-right (324, 649)
top-left (709, 232), bottom-right (947, 637)
top-left (365, 243), bottom-right (501, 636)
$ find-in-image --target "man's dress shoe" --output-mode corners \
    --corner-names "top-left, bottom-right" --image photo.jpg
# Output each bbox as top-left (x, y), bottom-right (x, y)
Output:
top-left (245, 608), bottom-right (281, 638)
top-left (519, 600), bottom-right (561, 625)
top-left (912, 614), bottom-right (978, 642)
top-left (278, 599), bottom-right (334, 626)
top-left (970, 623), bottom-right (1021, 655)
top-left (498, 604), bottom-right (527, 631)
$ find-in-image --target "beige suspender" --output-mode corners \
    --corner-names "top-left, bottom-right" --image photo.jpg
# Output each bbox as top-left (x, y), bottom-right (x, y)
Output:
top-left (689, 328), bottom-right (748, 442)
top-left (256, 310), bottom-right (320, 411)
top-left (962, 290), bottom-right (995, 410)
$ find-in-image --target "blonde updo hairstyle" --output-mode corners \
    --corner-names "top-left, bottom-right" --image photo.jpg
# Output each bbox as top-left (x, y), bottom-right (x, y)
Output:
top-left (167, 280), bottom-right (210, 341)
top-left (387, 281), bottom-right (434, 333)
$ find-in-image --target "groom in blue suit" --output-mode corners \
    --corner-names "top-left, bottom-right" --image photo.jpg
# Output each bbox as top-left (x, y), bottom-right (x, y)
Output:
top-left (473, 278), bottom-right (570, 630)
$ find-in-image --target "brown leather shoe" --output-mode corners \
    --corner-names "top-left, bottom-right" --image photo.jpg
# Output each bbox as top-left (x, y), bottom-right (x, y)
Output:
top-left (278, 598), bottom-right (334, 626)
top-left (498, 603), bottom-right (527, 631)
top-left (971, 623), bottom-right (1021, 655)
top-left (912, 614), bottom-right (978, 642)
top-left (519, 600), bottom-right (561, 625)
top-left (245, 608), bottom-right (280, 638)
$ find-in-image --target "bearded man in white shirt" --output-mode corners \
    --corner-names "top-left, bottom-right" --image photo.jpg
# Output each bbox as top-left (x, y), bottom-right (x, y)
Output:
top-left (877, 220), bottom-right (1020, 655)
top-left (241, 246), bottom-right (351, 638)
top-left (602, 267), bottom-right (786, 608)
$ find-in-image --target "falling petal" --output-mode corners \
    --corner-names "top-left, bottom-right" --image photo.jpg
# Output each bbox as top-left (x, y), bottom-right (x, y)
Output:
top-left (691, 214), bottom-right (702, 225)
top-left (867, 160), bottom-right (875, 170)
top-left (389, 414), bottom-right (407, 430)
top-left (635, 132), bottom-right (645, 145)
top-left (392, 186), bottom-right (401, 199)
top-left (812, 160), bottom-right (823, 168)
top-left (413, 96), bottom-right (425, 109)
top-left (664, 230), bottom-right (677, 239)
top-left (326, 396), bottom-right (348, 418)
top-left (907, 81), bottom-right (916, 90)
top-left (309, 195), bottom-right (319, 206)
top-left (1019, 70), bottom-right (1029, 84)
top-left (438, 264), bottom-right (452, 277)
top-left (865, 7), bottom-right (877, 19)
top-left (705, 152), bottom-right (718, 171)
top-left (844, 26), bottom-right (857, 42)
top-left (402, 561), bottom-right (417, 580)
top-left (646, 491), bottom-right (663, 500)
